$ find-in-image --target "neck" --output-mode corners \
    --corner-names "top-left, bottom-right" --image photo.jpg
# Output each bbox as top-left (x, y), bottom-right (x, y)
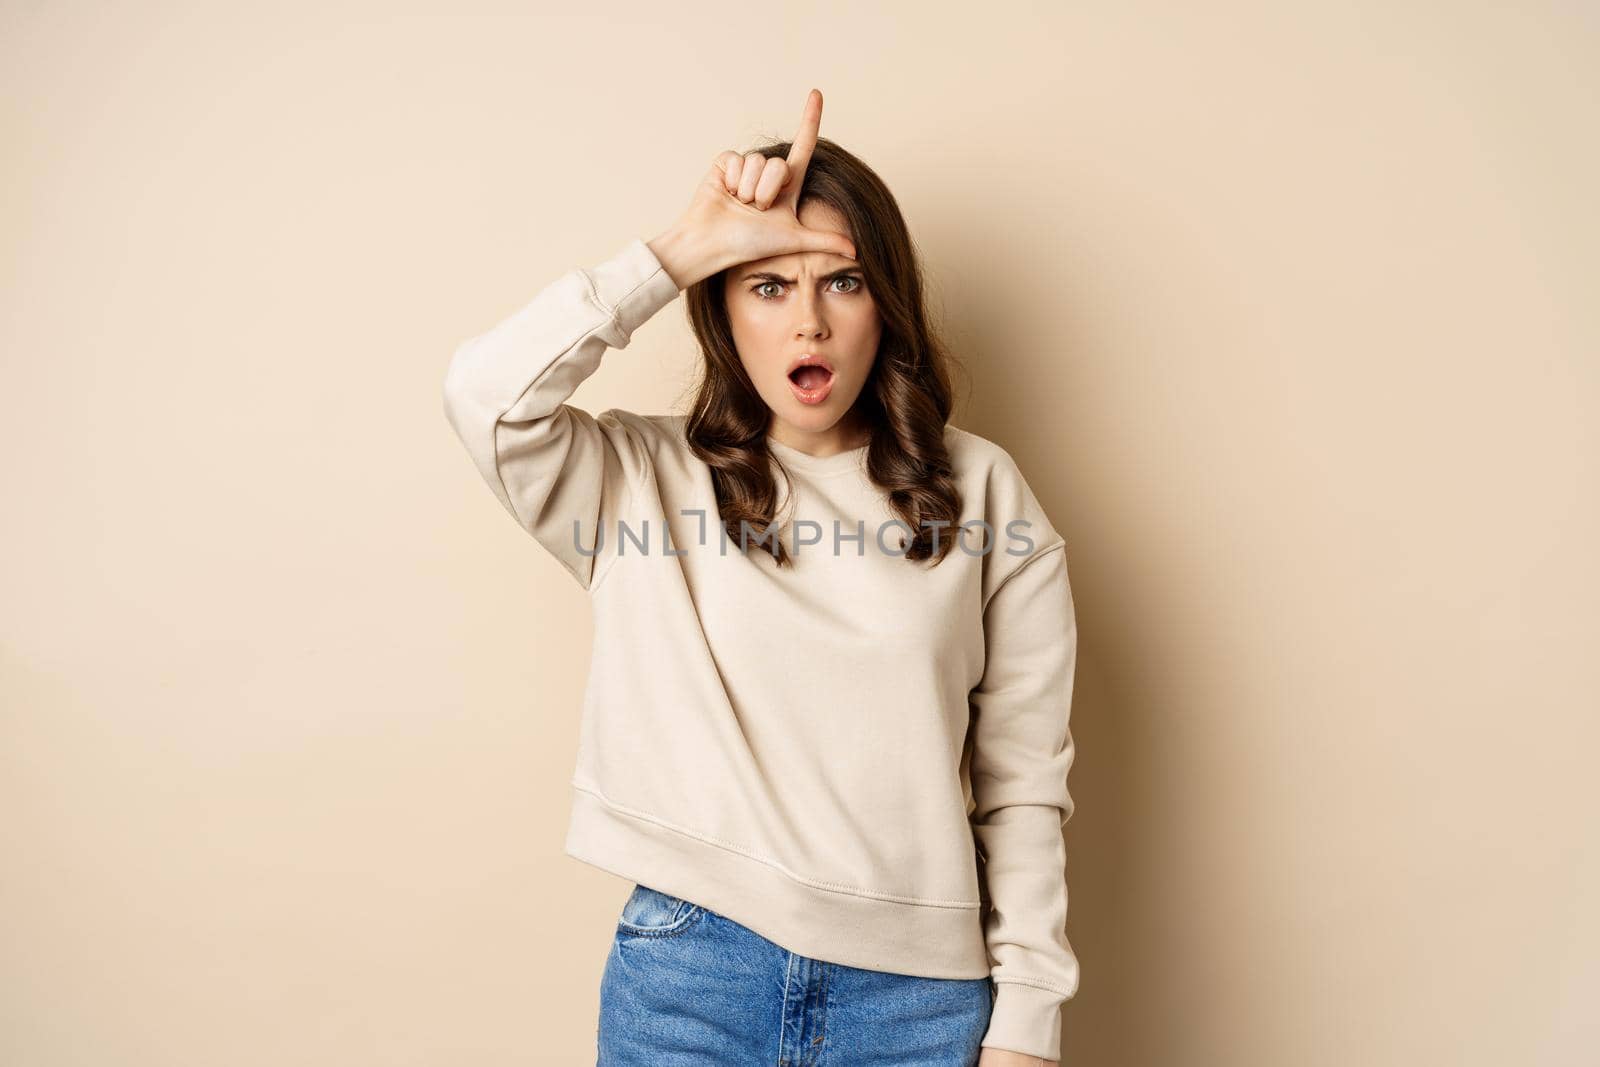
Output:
top-left (766, 416), bottom-right (870, 458)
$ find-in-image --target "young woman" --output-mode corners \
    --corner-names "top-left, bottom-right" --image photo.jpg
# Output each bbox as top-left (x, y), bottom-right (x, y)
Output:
top-left (442, 90), bottom-right (1078, 1067)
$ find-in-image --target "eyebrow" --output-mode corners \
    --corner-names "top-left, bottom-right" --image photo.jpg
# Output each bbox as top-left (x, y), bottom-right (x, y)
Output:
top-left (738, 267), bottom-right (862, 284)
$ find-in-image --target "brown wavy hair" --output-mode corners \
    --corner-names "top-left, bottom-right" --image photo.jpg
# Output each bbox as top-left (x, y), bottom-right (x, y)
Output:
top-left (680, 136), bottom-right (966, 567)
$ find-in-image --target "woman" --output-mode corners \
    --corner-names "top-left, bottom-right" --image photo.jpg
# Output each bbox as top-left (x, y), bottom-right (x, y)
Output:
top-left (442, 89), bottom-right (1078, 1067)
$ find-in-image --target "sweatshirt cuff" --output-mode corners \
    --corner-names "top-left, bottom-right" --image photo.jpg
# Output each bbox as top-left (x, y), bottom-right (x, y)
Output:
top-left (982, 981), bottom-right (1065, 1062)
top-left (586, 237), bottom-right (681, 337)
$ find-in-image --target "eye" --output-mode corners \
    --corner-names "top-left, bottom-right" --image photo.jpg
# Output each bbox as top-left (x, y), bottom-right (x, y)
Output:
top-left (749, 275), bottom-right (865, 301)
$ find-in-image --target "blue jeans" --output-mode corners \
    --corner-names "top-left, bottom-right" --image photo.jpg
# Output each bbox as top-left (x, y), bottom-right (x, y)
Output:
top-left (597, 883), bottom-right (995, 1066)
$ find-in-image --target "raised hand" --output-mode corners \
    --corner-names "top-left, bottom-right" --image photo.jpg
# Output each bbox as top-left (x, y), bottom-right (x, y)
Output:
top-left (648, 89), bottom-right (858, 290)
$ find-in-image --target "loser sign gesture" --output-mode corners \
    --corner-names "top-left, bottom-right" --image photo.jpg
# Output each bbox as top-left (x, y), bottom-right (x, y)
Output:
top-left (650, 89), bottom-right (858, 290)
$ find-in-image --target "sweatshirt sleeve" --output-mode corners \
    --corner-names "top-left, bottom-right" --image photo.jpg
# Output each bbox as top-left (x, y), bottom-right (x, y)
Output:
top-left (969, 536), bottom-right (1081, 1062)
top-left (441, 237), bottom-right (681, 591)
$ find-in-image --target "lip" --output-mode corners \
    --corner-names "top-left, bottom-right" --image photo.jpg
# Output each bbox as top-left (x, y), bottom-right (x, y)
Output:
top-left (785, 352), bottom-right (836, 406)
top-left (785, 352), bottom-right (836, 377)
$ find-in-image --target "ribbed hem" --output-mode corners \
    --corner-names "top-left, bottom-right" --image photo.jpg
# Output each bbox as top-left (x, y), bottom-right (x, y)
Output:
top-left (562, 781), bottom-right (992, 979)
top-left (587, 237), bottom-right (681, 335)
top-left (981, 980), bottom-right (1067, 1062)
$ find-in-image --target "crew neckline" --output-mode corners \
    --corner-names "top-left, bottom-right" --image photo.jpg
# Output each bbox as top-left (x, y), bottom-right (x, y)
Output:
top-left (765, 433), bottom-right (870, 477)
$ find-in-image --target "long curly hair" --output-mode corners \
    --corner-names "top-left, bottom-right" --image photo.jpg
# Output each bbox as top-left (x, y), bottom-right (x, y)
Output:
top-left (680, 136), bottom-right (965, 567)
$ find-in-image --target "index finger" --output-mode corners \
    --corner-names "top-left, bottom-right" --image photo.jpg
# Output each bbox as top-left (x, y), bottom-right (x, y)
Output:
top-left (785, 88), bottom-right (823, 187)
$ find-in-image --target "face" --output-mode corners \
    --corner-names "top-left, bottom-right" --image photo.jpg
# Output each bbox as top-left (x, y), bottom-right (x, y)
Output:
top-left (722, 201), bottom-right (881, 445)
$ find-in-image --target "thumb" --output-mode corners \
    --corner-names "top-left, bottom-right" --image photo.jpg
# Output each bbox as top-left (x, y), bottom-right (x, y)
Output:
top-left (789, 224), bottom-right (859, 261)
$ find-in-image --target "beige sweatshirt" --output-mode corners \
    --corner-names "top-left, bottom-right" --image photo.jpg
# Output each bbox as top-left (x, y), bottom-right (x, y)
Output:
top-left (441, 236), bottom-right (1081, 1061)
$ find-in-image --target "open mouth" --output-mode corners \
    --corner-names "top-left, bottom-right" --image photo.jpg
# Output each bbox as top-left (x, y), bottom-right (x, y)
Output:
top-left (789, 364), bottom-right (833, 391)
top-left (787, 363), bottom-right (835, 404)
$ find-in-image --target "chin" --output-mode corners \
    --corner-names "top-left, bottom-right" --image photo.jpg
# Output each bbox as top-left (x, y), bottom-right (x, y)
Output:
top-left (779, 390), bottom-right (854, 423)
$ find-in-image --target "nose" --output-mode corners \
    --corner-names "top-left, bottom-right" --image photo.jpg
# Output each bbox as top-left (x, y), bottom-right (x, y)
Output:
top-left (792, 287), bottom-right (829, 340)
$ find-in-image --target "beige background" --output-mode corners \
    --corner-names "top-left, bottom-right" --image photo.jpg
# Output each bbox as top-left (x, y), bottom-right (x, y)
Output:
top-left (3, 2), bottom-right (1596, 1064)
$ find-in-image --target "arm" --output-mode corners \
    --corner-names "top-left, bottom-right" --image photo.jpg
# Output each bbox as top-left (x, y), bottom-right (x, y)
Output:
top-left (440, 237), bottom-right (681, 590)
top-left (969, 538), bottom-right (1081, 1063)
top-left (441, 89), bottom-right (854, 591)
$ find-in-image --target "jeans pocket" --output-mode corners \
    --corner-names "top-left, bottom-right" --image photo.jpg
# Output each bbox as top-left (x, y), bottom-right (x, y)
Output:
top-left (615, 883), bottom-right (705, 939)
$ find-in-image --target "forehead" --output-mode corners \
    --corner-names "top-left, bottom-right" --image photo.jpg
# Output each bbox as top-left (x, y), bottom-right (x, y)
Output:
top-left (798, 199), bottom-right (848, 234)
top-left (739, 201), bottom-right (856, 275)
